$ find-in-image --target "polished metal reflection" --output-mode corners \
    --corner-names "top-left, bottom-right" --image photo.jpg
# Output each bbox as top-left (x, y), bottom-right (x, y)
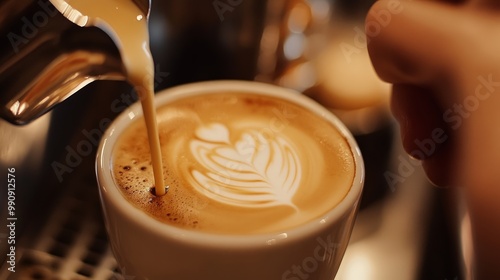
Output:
top-left (0, 0), bottom-right (150, 125)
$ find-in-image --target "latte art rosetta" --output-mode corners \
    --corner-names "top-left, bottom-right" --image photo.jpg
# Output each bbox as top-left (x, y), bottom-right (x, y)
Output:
top-left (189, 123), bottom-right (301, 209)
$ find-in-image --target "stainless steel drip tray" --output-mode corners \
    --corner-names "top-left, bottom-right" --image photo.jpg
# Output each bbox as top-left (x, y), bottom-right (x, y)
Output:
top-left (0, 170), bottom-right (119, 280)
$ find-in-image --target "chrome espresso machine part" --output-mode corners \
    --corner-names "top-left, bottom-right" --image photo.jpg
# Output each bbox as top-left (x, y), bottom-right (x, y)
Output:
top-left (0, 0), bottom-right (153, 125)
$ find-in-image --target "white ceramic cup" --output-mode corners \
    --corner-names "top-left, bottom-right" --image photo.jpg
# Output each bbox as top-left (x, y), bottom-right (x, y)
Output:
top-left (96, 80), bottom-right (364, 280)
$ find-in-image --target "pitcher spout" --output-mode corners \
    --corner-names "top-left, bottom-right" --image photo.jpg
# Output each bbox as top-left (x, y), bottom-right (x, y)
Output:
top-left (0, 0), bottom-right (151, 125)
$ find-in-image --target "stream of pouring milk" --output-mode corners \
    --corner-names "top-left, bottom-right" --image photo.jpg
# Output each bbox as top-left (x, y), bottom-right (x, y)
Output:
top-left (66, 0), bottom-right (166, 195)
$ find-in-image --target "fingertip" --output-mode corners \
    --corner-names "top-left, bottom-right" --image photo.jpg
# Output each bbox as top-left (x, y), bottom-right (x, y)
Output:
top-left (421, 144), bottom-right (453, 188)
top-left (365, 0), bottom-right (462, 85)
top-left (365, 0), bottom-right (423, 84)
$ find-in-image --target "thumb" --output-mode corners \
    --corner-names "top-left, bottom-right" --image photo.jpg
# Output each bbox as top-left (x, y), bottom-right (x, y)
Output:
top-left (366, 0), bottom-right (464, 85)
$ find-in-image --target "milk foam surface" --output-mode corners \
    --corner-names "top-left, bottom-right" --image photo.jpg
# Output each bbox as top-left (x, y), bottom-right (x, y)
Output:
top-left (189, 122), bottom-right (301, 210)
top-left (113, 92), bottom-right (355, 234)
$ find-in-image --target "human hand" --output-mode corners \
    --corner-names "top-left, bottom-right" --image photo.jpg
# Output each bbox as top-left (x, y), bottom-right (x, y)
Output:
top-left (366, 0), bottom-right (500, 189)
top-left (365, 0), bottom-right (500, 277)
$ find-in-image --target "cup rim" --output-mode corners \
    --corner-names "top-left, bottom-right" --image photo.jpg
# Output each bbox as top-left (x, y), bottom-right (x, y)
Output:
top-left (96, 80), bottom-right (364, 248)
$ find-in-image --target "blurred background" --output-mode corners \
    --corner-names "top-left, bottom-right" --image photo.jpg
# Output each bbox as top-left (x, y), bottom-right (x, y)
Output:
top-left (0, 0), bottom-right (469, 279)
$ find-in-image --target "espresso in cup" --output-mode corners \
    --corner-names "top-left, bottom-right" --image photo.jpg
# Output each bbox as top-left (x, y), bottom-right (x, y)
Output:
top-left (112, 91), bottom-right (355, 235)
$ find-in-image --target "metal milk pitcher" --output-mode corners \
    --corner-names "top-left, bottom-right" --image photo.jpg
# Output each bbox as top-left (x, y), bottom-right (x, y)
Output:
top-left (0, 0), bottom-right (149, 125)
